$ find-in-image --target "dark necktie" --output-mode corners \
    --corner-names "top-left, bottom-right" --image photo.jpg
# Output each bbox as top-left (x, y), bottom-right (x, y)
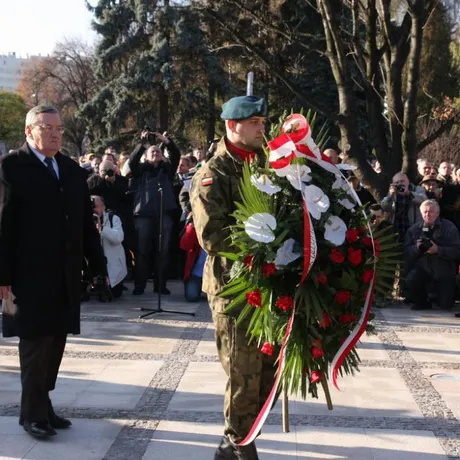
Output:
top-left (44, 157), bottom-right (58, 180)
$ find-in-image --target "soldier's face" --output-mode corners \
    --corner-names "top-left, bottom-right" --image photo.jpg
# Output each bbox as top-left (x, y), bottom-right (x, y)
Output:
top-left (233, 117), bottom-right (266, 150)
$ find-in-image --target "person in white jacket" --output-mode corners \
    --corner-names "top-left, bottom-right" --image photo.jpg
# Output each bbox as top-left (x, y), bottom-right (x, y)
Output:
top-left (92, 195), bottom-right (127, 298)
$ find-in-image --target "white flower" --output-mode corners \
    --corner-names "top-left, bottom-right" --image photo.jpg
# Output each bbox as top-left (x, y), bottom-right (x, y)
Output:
top-left (245, 213), bottom-right (277, 243)
top-left (332, 177), bottom-right (356, 209)
top-left (285, 165), bottom-right (312, 191)
top-left (332, 177), bottom-right (348, 192)
top-left (250, 174), bottom-right (281, 195)
top-left (339, 198), bottom-right (355, 210)
top-left (302, 185), bottom-right (330, 220)
top-left (324, 216), bottom-right (347, 246)
top-left (274, 238), bottom-right (301, 267)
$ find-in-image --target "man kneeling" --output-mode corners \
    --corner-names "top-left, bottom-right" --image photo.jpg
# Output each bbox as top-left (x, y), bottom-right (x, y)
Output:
top-left (404, 200), bottom-right (460, 311)
top-left (92, 196), bottom-right (127, 298)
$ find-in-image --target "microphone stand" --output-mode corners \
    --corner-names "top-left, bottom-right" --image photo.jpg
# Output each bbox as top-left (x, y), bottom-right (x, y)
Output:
top-left (140, 184), bottom-right (195, 319)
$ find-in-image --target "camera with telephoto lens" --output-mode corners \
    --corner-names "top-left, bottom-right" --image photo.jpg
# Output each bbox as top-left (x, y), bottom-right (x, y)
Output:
top-left (419, 227), bottom-right (433, 253)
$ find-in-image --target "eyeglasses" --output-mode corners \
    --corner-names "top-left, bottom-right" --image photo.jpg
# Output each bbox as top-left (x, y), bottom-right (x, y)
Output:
top-left (33, 124), bottom-right (65, 134)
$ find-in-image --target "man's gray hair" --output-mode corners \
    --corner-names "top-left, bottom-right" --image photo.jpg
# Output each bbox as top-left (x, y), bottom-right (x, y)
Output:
top-left (25, 105), bottom-right (60, 128)
top-left (420, 199), bottom-right (440, 213)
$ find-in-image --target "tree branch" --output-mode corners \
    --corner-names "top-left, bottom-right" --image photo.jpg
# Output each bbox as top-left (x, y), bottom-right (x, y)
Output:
top-left (416, 115), bottom-right (460, 154)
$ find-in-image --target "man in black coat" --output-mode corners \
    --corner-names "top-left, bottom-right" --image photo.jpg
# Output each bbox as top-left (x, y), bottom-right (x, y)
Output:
top-left (130, 131), bottom-right (180, 295)
top-left (0, 105), bottom-right (106, 440)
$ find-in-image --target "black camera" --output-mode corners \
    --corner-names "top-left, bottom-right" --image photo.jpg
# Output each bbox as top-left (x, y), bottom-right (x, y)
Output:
top-left (105, 169), bottom-right (114, 178)
top-left (143, 125), bottom-right (157, 144)
top-left (396, 184), bottom-right (406, 193)
top-left (419, 227), bottom-right (433, 253)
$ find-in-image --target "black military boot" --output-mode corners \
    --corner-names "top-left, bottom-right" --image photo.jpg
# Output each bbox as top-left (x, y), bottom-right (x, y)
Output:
top-left (214, 436), bottom-right (259, 460)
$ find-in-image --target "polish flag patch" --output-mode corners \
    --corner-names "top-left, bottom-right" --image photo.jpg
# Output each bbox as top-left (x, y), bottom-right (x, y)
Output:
top-left (202, 177), bottom-right (213, 186)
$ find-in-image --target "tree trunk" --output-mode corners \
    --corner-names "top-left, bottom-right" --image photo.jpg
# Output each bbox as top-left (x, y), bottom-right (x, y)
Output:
top-left (207, 83), bottom-right (216, 144)
top-left (158, 86), bottom-right (169, 132)
top-left (402, 9), bottom-right (424, 182)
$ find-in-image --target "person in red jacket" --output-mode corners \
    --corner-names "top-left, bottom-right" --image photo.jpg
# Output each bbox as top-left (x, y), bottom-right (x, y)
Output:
top-left (179, 219), bottom-right (206, 301)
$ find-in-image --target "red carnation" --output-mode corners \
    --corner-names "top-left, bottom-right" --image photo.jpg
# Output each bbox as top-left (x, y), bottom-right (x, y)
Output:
top-left (312, 346), bottom-right (325, 359)
top-left (276, 295), bottom-right (294, 312)
top-left (362, 269), bottom-right (375, 284)
top-left (348, 247), bottom-right (363, 267)
top-left (246, 289), bottom-right (262, 307)
top-left (244, 255), bottom-right (254, 269)
top-left (330, 248), bottom-right (345, 264)
top-left (340, 313), bottom-right (357, 324)
top-left (261, 342), bottom-right (274, 356)
top-left (362, 237), bottom-right (372, 247)
top-left (310, 370), bottom-right (322, 384)
top-left (317, 271), bottom-right (328, 285)
top-left (335, 290), bottom-right (351, 304)
top-left (318, 312), bottom-right (331, 329)
top-left (261, 263), bottom-right (276, 278)
top-left (346, 228), bottom-right (359, 243)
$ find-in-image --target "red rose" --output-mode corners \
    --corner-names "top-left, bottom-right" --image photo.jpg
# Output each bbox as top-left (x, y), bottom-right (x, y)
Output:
top-left (317, 271), bottom-right (328, 285)
top-left (261, 342), bottom-right (274, 356)
top-left (312, 346), bottom-right (325, 359)
top-left (335, 290), bottom-right (351, 304)
top-left (246, 289), bottom-right (262, 307)
top-left (276, 295), bottom-right (294, 312)
top-left (330, 248), bottom-right (345, 264)
top-left (261, 263), bottom-right (276, 278)
top-left (339, 313), bottom-right (357, 324)
top-left (362, 269), bottom-right (375, 284)
top-left (346, 228), bottom-right (359, 243)
top-left (310, 370), bottom-right (322, 384)
top-left (318, 312), bottom-right (331, 329)
top-left (348, 247), bottom-right (362, 266)
top-left (362, 237), bottom-right (372, 247)
top-left (244, 255), bottom-right (254, 269)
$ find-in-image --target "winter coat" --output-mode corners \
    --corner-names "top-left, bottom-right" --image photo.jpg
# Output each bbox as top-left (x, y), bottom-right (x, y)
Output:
top-left (101, 212), bottom-right (127, 288)
top-left (129, 140), bottom-right (180, 217)
top-left (179, 223), bottom-right (201, 281)
top-left (0, 143), bottom-right (106, 339)
top-left (404, 218), bottom-right (460, 280)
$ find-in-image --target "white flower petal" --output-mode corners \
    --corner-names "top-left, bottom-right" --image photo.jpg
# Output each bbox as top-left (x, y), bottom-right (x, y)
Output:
top-left (274, 238), bottom-right (301, 266)
top-left (339, 198), bottom-right (355, 210)
top-left (302, 185), bottom-right (330, 220)
top-left (324, 215), bottom-right (347, 246)
top-left (250, 174), bottom-right (281, 195)
top-left (285, 165), bottom-right (312, 190)
top-left (245, 213), bottom-right (277, 243)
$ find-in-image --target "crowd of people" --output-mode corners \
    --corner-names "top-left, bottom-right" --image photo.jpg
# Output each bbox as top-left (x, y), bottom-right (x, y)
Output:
top-left (71, 130), bottom-right (218, 303)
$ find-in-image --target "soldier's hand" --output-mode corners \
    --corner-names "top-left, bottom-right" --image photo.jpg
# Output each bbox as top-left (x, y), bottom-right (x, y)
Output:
top-left (0, 286), bottom-right (12, 300)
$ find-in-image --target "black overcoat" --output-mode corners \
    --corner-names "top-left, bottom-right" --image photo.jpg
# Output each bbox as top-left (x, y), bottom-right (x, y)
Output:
top-left (0, 143), bottom-right (106, 338)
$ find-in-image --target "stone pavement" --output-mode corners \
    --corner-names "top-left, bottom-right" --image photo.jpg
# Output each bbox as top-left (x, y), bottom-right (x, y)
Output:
top-left (0, 280), bottom-right (460, 459)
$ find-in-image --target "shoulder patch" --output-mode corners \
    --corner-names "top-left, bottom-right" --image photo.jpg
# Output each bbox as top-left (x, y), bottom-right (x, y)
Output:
top-left (202, 177), bottom-right (214, 186)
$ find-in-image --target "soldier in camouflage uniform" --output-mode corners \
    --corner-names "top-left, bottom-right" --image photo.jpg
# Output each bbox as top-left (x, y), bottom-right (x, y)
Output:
top-left (190, 96), bottom-right (277, 460)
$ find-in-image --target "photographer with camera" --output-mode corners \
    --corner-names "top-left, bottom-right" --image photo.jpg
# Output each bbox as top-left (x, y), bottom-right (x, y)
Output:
top-left (405, 200), bottom-right (460, 311)
top-left (91, 196), bottom-right (127, 299)
top-left (381, 172), bottom-right (427, 243)
top-left (130, 129), bottom-right (180, 295)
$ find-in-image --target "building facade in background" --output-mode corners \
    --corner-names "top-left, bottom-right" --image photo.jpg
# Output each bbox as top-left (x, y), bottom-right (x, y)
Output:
top-left (0, 53), bottom-right (44, 92)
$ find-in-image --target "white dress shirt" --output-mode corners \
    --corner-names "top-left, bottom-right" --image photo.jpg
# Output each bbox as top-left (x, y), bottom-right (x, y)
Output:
top-left (28, 143), bottom-right (60, 180)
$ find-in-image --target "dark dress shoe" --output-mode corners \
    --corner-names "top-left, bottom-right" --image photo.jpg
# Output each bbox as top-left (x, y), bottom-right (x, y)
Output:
top-left (215, 436), bottom-right (259, 460)
top-left (49, 412), bottom-right (72, 429)
top-left (132, 287), bottom-right (145, 295)
top-left (23, 421), bottom-right (56, 439)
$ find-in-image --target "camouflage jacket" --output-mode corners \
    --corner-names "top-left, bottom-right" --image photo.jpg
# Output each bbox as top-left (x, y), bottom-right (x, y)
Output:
top-left (190, 137), bottom-right (262, 295)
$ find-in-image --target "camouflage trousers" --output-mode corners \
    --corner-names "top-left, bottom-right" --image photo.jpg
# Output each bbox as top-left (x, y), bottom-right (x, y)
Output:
top-left (208, 294), bottom-right (278, 444)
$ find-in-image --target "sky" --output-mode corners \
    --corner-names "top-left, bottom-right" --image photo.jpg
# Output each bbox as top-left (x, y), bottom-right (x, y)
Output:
top-left (0, 0), bottom-right (98, 57)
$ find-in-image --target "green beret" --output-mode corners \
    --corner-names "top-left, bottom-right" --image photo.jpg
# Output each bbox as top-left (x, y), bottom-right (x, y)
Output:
top-left (221, 95), bottom-right (268, 120)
